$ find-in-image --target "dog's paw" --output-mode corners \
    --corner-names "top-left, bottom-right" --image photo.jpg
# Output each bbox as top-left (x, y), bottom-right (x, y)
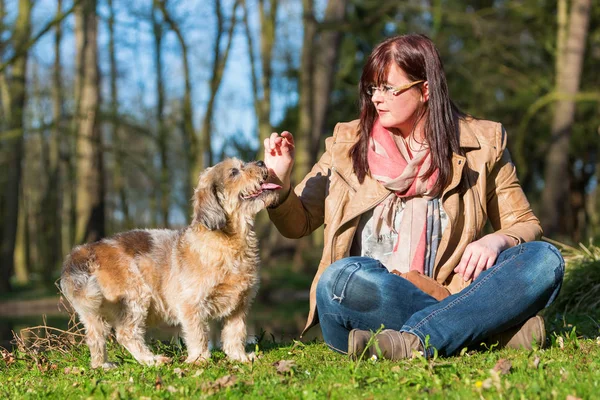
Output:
top-left (102, 362), bottom-right (118, 370)
top-left (228, 351), bottom-right (256, 363)
top-left (138, 354), bottom-right (172, 366)
top-left (153, 355), bottom-right (172, 365)
top-left (184, 353), bottom-right (211, 365)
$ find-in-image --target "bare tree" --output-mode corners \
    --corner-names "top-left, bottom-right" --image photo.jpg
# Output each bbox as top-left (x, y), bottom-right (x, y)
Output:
top-left (158, 0), bottom-right (196, 200)
top-left (295, 0), bottom-right (347, 179)
top-left (243, 0), bottom-right (278, 145)
top-left (149, 0), bottom-right (169, 227)
top-left (541, 0), bottom-right (591, 237)
top-left (199, 0), bottom-right (241, 169)
top-left (309, 0), bottom-right (347, 164)
top-left (108, 0), bottom-right (132, 230)
top-left (0, 0), bottom-right (32, 292)
top-left (39, 0), bottom-right (65, 284)
top-left (74, 0), bottom-right (104, 244)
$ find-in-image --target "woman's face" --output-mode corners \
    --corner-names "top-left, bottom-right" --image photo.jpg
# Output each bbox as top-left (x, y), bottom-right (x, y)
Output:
top-left (371, 64), bottom-right (428, 136)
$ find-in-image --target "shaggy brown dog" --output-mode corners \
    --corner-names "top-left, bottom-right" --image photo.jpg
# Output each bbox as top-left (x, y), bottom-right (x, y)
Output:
top-left (60, 159), bottom-right (280, 369)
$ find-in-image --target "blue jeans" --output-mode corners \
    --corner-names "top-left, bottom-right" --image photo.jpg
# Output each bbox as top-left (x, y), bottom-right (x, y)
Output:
top-left (316, 241), bottom-right (564, 357)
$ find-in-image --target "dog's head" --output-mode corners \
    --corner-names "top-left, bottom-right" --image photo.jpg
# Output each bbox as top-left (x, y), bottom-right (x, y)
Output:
top-left (192, 158), bottom-right (281, 230)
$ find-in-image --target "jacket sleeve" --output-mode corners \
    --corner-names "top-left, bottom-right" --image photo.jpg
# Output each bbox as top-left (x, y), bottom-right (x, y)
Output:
top-left (267, 131), bottom-right (336, 238)
top-left (486, 124), bottom-right (543, 243)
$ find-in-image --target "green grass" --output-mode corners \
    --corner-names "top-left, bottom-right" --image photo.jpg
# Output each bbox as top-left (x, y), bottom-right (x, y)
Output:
top-left (2, 326), bottom-right (600, 399)
top-left (3, 242), bottom-right (600, 399)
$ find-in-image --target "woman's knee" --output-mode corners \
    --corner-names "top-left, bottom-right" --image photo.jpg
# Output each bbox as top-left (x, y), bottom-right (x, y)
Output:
top-left (520, 241), bottom-right (565, 287)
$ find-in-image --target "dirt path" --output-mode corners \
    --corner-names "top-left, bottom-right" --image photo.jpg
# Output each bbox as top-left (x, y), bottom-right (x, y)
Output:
top-left (0, 297), bottom-right (67, 317)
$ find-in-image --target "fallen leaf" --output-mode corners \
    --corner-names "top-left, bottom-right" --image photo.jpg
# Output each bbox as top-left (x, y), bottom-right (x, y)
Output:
top-left (482, 378), bottom-right (493, 390)
top-left (154, 375), bottom-right (163, 390)
top-left (1, 349), bottom-right (15, 366)
top-left (64, 367), bottom-right (85, 375)
top-left (493, 358), bottom-right (512, 375)
top-left (201, 375), bottom-right (238, 394)
top-left (273, 360), bottom-right (296, 374)
top-left (166, 386), bottom-right (177, 393)
top-left (214, 375), bottom-right (237, 388)
top-left (193, 369), bottom-right (205, 377)
top-left (531, 356), bottom-right (540, 369)
top-left (391, 365), bottom-right (401, 373)
top-left (173, 368), bottom-right (185, 378)
top-left (566, 395), bottom-right (582, 400)
top-left (557, 336), bottom-right (564, 349)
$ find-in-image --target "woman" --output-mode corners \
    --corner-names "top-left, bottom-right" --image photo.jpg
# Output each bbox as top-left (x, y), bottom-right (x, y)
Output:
top-left (264, 34), bottom-right (564, 359)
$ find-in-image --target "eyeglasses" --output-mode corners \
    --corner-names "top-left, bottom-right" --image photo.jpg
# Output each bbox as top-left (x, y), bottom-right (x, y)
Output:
top-left (366, 80), bottom-right (425, 98)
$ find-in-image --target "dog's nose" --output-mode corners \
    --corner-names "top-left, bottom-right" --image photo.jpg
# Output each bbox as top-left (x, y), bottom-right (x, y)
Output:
top-left (255, 160), bottom-right (265, 168)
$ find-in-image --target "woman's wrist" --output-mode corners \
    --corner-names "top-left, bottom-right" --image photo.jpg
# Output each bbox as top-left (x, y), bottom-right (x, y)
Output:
top-left (268, 184), bottom-right (292, 209)
top-left (493, 233), bottom-right (518, 251)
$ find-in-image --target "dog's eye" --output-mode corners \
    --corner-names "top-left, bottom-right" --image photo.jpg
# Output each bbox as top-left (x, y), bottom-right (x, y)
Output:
top-left (230, 168), bottom-right (240, 177)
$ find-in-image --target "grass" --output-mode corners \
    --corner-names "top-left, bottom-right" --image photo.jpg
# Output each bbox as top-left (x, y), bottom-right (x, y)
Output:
top-left (1, 328), bottom-right (599, 399)
top-left (2, 242), bottom-right (600, 399)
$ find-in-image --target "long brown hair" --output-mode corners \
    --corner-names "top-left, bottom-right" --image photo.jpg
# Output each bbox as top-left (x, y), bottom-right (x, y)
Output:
top-left (350, 34), bottom-right (465, 196)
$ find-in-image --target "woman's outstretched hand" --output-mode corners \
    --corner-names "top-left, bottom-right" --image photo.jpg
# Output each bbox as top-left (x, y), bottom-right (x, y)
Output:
top-left (454, 233), bottom-right (517, 281)
top-left (264, 131), bottom-right (295, 200)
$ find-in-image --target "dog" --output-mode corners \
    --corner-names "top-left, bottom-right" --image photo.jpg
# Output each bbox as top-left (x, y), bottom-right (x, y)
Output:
top-left (60, 159), bottom-right (280, 369)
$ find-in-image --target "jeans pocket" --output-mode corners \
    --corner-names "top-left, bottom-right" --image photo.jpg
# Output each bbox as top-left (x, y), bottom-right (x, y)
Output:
top-left (331, 262), bottom-right (362, 303)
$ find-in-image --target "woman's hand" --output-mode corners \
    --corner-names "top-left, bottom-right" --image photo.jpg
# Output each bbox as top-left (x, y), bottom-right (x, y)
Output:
top-left (454, 233), bottom-right (517, 281)
top-left (264, 131), bottom-right (295, 197)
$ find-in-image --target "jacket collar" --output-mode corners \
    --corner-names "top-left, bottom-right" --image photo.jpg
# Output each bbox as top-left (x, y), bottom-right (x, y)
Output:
top-left (458, 118), bottom-right (480, 149)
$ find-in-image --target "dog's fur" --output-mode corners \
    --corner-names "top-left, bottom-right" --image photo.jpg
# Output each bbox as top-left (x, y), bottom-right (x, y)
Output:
top-left (60, 159), bottom-right (279, 368)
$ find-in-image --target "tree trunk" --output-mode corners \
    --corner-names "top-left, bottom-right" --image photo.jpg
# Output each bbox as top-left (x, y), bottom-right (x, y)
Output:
top-left (158, 0), bottom-right (197, 201)
top-left (256, 0), bottom-right (277, 144)
top-left (541, 0), bottom-right (591, 238)
top-left (199, 0), bottom-right (240, 169)
top-left (74, 0), bottom-right (104, 244)
top-left (294, 0), bottom-right (316, 185)
top-left (152, 0), bottom-right (169, 227)
top-left (0, 0), bottom-right (32, 292)
top-left (109, 0), bottom-right (131, 230)
top-left (309, 0), bottom-right (347, 164)
top-left (38, 0), bottom-right (64, 285)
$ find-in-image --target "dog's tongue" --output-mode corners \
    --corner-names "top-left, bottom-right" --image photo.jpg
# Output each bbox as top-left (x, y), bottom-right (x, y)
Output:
top-left (261, 182), bottom-right (282, 190)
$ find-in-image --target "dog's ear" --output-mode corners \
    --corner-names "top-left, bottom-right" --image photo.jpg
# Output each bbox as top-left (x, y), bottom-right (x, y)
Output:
top-left (192, 172), bottom-right (227, 230)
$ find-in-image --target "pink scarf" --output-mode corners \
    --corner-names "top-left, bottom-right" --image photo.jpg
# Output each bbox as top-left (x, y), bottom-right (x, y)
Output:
top-left (367, 119), bottom-right (439, 273)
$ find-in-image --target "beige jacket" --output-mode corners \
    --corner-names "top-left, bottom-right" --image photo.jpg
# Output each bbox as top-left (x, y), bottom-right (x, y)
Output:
top-left (268, 118), bottom-right (542, 335)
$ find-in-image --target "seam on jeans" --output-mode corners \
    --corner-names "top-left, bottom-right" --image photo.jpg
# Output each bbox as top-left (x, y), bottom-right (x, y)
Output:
top-left (331, 262), bottom-right (361, 303)
top-left (544, 243), bottom-right (566, 274)
top-left (411, 246), bottom-right (523, 332)
top-left (325, 341), bottom-right (348, 355)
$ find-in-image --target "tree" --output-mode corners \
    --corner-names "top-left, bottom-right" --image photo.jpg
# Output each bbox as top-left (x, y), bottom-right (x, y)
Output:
top-left (199, 0), bottom-right (241, 169)
top-left (39, 0), bottom-right (65, 284)
top-left (158, 0), bottom-right (196, 200)
top-left (0, 0), bottom-right (32, 292)
top-left (152, 0), bottom-right (169, 226)
top-left (541, 0), bottom-right (592, 238)
top-left (74, 0), bottom-right (104, 244)
top-left (243, 0), bottom-right (278, 146)
top-left (109, 0), bottom-right (132, 230)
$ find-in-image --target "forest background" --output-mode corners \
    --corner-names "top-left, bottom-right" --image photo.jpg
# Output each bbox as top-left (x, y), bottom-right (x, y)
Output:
top-left (0, 0), bottom-right (598, 340)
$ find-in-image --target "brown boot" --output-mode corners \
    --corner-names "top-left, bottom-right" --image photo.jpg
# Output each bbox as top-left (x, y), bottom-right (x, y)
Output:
top-left (348, 329), bottom-right (423, 360)
top-left (485, 315), bottom-right (547, 350)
